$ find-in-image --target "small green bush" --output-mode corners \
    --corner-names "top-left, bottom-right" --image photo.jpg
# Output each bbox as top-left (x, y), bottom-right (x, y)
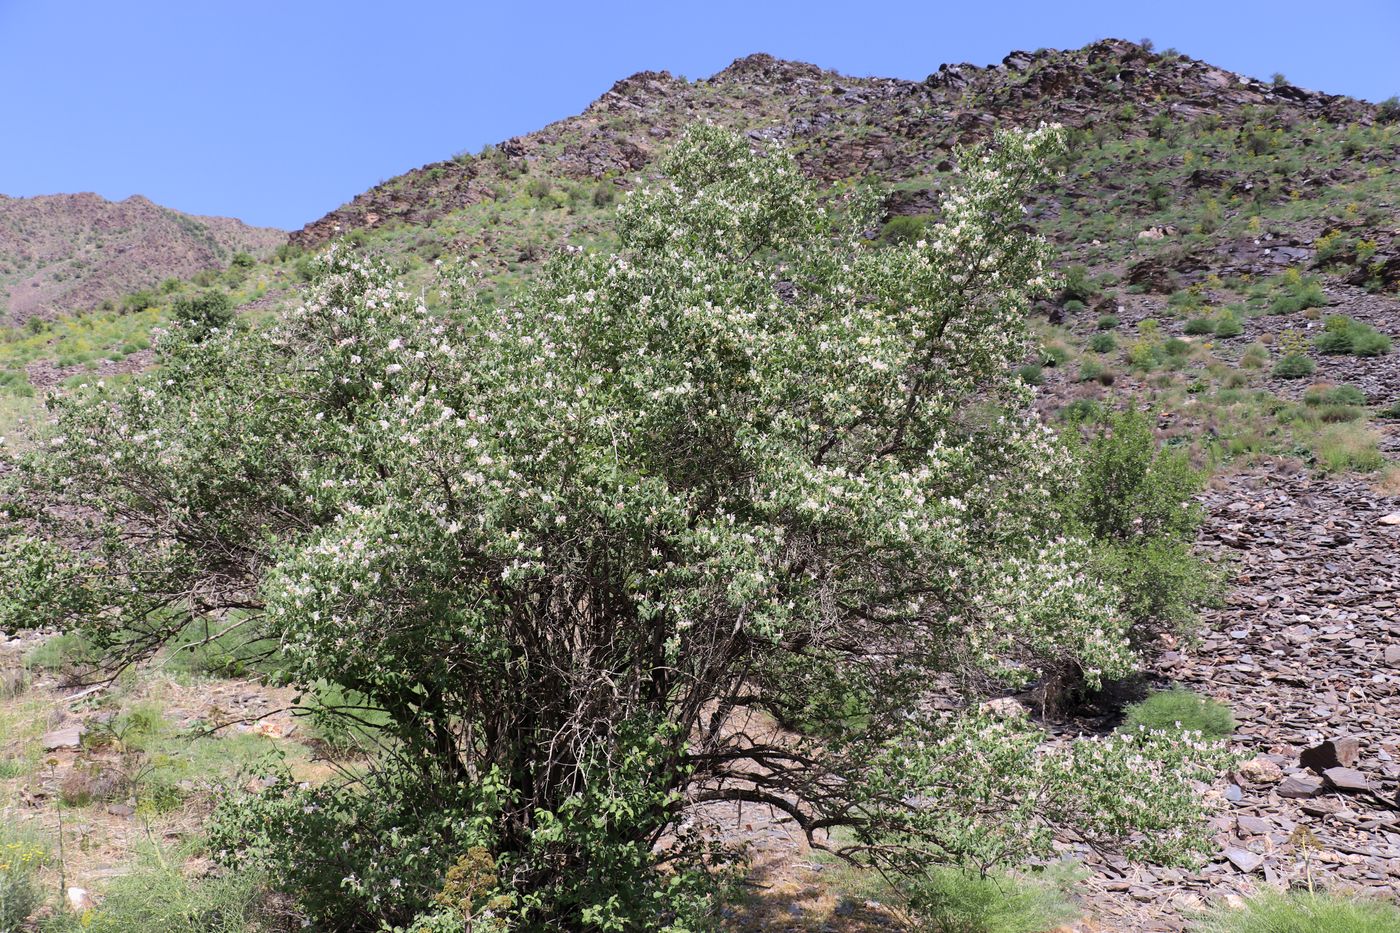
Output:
top-left (1304, 385), bottom-right (1367, 407)
top-left (1240, 344), bottom-right (1270, 369)
top-left (1121, 687), bottom-right (1234, 739)
top-left (173, 290), bottom-right (235, 333)
top-left (1184, 317), bottom-right (1215, 336)
top-left (1016, 364), bottom-right (1044, 386)
top-left (1272, 353), bottom-right (1315, 379)
top-left (1196, 889), bottom-right (1400, 933)
top-left (1077, 360), bottom-right (1107, 383)
top-left (1379, 400), bottom-right (1400, 419)
top-left (24, 632), bottom-right (96, 673)
top-left (900, 866), bottom-right (1081, 933)
top-left (1213, 315), bottom-right (1243, 338)
top-left (1041, 343), bottom-right (1070, 367)
top-left (1096, 314), bottom-right (1119, 331)
top-left (1311, 424), bottom-right (1386, 473)
top-left (0, 829), bottom-right (45, 932)
top-left (1163, 338), bottom-right (1191, 359)
top-left (1062, 398), bottom-right (1104, 422)
top-left (1062, 264), bottom-right (1098, 304)
top-left (1062, 299), bottom-right (1086, 315)
top-left (880, 215), bottom-right (926, 246)
top-left (1088, 333), bottom-right (1116, 353)
top-left (1351, 329), bottom-right (1393, 357)
top-left (1315, 315), bottom-right (1393, 357)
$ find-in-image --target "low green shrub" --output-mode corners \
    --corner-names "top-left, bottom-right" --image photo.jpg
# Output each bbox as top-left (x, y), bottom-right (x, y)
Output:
top-left (24, 632), bottom-right (96, 674)
top-left (1240, 344), bottom-right (1271, 369)
top-left (1314, 315), bottom-right (1392, 356)
top-left (1304, 385), bottom-right (1367, 407)
top-left (1096, 314), bottom-right (1119, 331)
top-left (1196, 889), bottom-right (1400, 933)
top-left (173, 290), bottom-right (234, 334)
top-left (1076, 360), bottom-right (1107, 383)
top-left (1309, 424), bottom-right (1386, 473)
top-left (0, 829), bottom-right (45, 932)
top-left (1088, 333), bottom-right (1116, 353)
top-left (1214, 315), bottom-right (1243, 338)
top-left (1062, 264), bottom-right (1098, 304)
top-left (1121, 687), bottom-right (1234, 739)
top-left (1017, 363), bottom-right (1044, 386)
top-left (1272, 353), bottom-right (1315, 379)
top-left (54, 844), bottom-right (267, 933)
top-left (1062, 412), bottom-right (1218, 648)
top-left (1041, 343), bottom-right (1070, 367)
top-left (880, 215), bottom-right (927, 246)
top-left (1062, 398), bottom-right (1104, 422)
top-left (1351, 329), bottom-right (1394, 357)
top-left (1184, 317), bottom-right (1215, 336)
top-left (1379, 400), bottom-right (1400, 419)
top-left (900, 865), bottom-right (1081, 933)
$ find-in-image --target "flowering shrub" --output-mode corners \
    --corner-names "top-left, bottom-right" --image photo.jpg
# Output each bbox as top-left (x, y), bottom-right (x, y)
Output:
top-left (0, 836), bottom-right (45, 930)
top-left (0, 125), bottom-right (1223, 928)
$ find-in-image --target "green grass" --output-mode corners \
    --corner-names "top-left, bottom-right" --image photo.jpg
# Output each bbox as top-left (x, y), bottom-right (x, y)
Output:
top-left (1121, 687), bottom-right (1235, 739)
top-left (1314, 316), bottom-right (1393, 357)
top-left (0, 824), bottom-right (46, 932)
top-left (1306, 423), bottom-right (1386, 474)
top-left (43, 843), bottom-right (268, 933)
top-left (901, 865), bottom-right (1082, 933)
top-left (1195, 890), bottom-right (1400, 933)
top-left (1271, 353), bottom-right (1315, 379)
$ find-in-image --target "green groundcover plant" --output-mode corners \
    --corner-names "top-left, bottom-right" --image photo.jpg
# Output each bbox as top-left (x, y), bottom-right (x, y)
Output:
top-left (0, 125), bottom-right (1227, 931)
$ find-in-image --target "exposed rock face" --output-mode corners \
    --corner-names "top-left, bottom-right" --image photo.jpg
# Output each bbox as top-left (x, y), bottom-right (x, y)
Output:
top-left (290, 38), bottom-right (1378, 249)
top-left (0, 192), bottom-right (284, 323)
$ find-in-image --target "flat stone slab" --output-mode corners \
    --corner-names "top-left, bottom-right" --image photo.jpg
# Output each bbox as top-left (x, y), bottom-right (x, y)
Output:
top-left (41, 725), bottom-right (83, 750)
top-left (1323, 767), bottom-right (1371, 792)
top-left (1276, 774), bottom-right (1324, 798)
top-left (1225, 847), bottom-right (1264, 873)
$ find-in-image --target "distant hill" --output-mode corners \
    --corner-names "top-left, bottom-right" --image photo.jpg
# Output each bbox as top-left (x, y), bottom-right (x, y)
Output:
top-left (0, 192), bottom-right (284, 323)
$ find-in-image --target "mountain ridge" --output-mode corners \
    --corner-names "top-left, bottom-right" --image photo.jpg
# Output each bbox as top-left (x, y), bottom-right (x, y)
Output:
top-left (289, 38), bottom-right (1382, 249)
top-left (0, 190), bottom-right (284, 324)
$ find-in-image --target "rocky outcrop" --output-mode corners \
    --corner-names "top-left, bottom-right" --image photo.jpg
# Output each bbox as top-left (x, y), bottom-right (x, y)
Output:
top-left (289, 39), bottom-right (1385, 249)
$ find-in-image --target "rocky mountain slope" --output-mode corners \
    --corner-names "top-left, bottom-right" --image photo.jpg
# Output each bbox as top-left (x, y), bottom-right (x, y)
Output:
top-left (0, 192), bottom-right (284, 323)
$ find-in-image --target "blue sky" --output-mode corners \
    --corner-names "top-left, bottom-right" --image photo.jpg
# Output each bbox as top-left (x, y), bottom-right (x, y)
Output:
top-left (1, 1), bottom-right (1394, 230)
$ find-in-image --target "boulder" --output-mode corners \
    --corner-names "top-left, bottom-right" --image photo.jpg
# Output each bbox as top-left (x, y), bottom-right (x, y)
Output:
top-left (1301, 736), bottom-right (1361, 773)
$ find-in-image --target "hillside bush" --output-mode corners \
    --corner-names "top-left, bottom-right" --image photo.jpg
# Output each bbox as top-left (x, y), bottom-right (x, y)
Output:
top-left (1273, 353), bottom-right (1316, 379)
top-left (1213, 314), bottom-right (1243, 338)
top-left (0, 831), bottom-right (45, 932)
top-left (1088, 333), bottom-right (1116, 353)
top-left (0, 126), bottom-right (1226, 930)
top-left (1121, 688), bottom-right (1234, 739)
top-left (1061, 411), bottom-right (1218, 650)
top-left (172, 289), bottom-right (234, 334)
top-left (880, 214), bottom-right (926, 245)
top-left (1314, 315), bottom-right (1393, 357)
